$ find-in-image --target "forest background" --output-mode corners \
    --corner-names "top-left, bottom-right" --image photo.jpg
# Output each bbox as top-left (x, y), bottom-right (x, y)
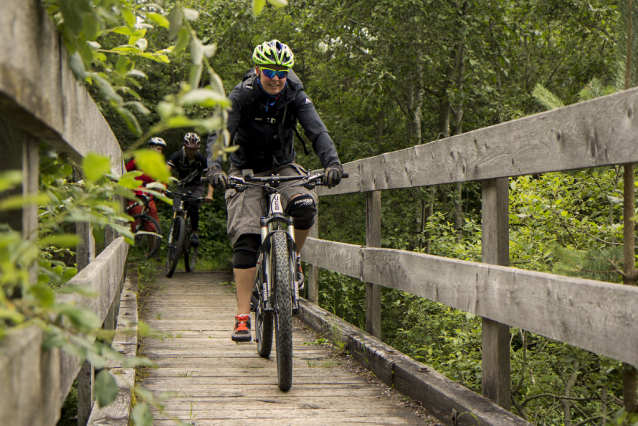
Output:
top-left (30, 0), bottom-right (638, 425)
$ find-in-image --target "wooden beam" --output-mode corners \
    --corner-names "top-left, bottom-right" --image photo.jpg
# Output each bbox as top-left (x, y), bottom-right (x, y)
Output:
top-left (366, 191), bottom-right (382, 338)
top-left (0, 238), bottom-right (128, 426)
top-left (0, 0), bottom-right (122, 174)
top-left (297, 299), bottom-right (530, 426)
top-left (481, 178), bottom-right (511, 410)
top-left (302, 238), bottom-right (638, 368)
top-left (317, 86), bottom-right (638, 196)
top-left (307, 217), bottom-right (320, 304)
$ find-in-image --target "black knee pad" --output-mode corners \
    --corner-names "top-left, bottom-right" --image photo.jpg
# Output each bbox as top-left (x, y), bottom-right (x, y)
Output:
top-left (287, 194), bottom-right (317, 230)
top-left (233, 234), bottom-right (261, 269)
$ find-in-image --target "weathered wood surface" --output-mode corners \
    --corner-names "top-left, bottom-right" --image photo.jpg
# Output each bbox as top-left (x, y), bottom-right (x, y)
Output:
top-left (481, 179), bottom-right (510, 409)
top-left (87, 270), bottom-right (139, 426)
top-left (366, 191), bottom-right (382, 338)
top-left (0, 238), bottom-right (127, 426)
top-left (0, 0), bottom-right (122, 173)
top-left (302, 238), bottom-right (638, 368)
top-left (139, 270), bottom-right (432, 425)
top-left (297, 299), bottom-right (529, 426)
top-left (317, 86), bottom-right (638, 196)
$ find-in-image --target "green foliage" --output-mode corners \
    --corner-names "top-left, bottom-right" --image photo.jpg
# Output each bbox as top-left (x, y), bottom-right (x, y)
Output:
top-left (532, 83), bottom-right (565, 110)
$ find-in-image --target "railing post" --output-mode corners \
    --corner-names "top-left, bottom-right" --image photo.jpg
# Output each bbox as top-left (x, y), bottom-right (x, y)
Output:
top-left (307, 218), bottom-right (319, 304)
top-left (481, 178), bottom-right (510, 410)
top-left (366, 191), bottom-right (381, 338)
top-left (75, 171), bottom-right (95, 426)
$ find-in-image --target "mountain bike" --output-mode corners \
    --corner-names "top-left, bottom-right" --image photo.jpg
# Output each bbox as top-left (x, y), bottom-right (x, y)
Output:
top-left (127, 194), bottom-right (162, 259)
top-left (229, 169), bottom-right (347, 391)
top-left (164, 189), bottom-right (205, 277)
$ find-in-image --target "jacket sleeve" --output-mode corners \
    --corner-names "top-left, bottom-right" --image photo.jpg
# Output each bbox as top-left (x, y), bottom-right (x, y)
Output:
top-left (295, 90), bottom-right (340, 168)
top-left (206, 82), bottom-right (244, 169)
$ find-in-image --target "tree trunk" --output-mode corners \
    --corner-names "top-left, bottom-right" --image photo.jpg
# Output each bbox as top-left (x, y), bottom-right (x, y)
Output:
top-left (453, 43), bottom-right (466, 242)
top-left (562, 360), bottom-right (580, 426)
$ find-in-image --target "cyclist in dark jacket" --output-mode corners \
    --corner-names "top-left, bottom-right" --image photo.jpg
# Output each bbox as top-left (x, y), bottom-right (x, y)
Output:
top-left (207, 40), bottom-right (344, 342)
top-left (167, 132), bottom-right (213, 247)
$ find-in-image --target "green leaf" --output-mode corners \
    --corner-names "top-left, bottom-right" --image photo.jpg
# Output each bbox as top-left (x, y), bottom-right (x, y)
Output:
top-left (183, 8), bottom-right (200, 21)
top-left (180, 89), bottom-right (228, 108)
top-left (69, 52), bottom-right (88, 81)
top-left (116, 107), bottom-right (143, 136)
top-left (59, 306), bottom-right (101, 330)
top-left (0, 170), bottom-right (22, 192)
top-left (121, 8), bottom-right (136, 29)
top-left (134, 150), bottom-right (171, 183)
top-left (168, 8), bottom-right (183, 41)
top-left (94, 370), bottom-right (118, 408)
top-left (82, 153), bottom-right (111, 182)
top-left (39, 234), bottom-right (80, 248)
top-left (124, 101), bottom-right (151, 115)
top-left (173, 27), bottom-right (190, 54)
top-left (146, 12), bottom-right (170, 29)
top-left (253, 0), bottom-right (267, 15)
top-left (131, 402), bottom-right (154, 426)
top-left (267, 0), bottom-right (288, 7)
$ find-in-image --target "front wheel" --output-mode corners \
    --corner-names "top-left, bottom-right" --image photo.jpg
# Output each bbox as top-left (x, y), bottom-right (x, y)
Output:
top-left (165, 216), bottom-right (185, 277)
top-left (132, 214), bottom-right (162, 259)
top-left (273, 231), bottom-right (293, 391)
top-left (184, 245), bottom-right (197, 272)
top-left (255, 269), bottom-right (273, 358)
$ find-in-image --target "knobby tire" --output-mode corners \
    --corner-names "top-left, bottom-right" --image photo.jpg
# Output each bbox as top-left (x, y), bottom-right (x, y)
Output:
top-left (132, 214), bottom-right (162, 259)
top-left (184, 220), bottom-right (197, 272)
top-left (165, 216), bottom-right (185, 277)
top-left (273, 231), bottom-right (293, 391)
top-left (255, 264), bottom-right (273, 357)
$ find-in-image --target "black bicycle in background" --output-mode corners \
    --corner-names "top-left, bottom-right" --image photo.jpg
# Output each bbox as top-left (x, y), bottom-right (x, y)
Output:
top-left (163, 189), bottom-right (205, 277)
top-left (127, 194), bottom-right (162, 259)
top-left (229, 169), bottom-right (347, 391)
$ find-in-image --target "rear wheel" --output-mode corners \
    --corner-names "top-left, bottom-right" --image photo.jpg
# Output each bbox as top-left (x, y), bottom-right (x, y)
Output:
top-left (184, 245), bottom-right (197, 272)
top-left (165, 216), bottom-right (185, 277)
top-left (132, 214), bottom-right (162, 259)
top-left (273, 231), bottom-right (293, 391)
top-left (184, 220), bottom-right (197, 272)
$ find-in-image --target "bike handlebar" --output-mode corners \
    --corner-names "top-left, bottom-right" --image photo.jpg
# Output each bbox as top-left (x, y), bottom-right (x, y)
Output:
top-left (227, 171), bottom-right (349, 190)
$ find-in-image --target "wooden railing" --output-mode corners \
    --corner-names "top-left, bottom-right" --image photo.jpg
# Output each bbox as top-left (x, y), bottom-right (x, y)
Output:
top-left (301, 86), bottom-right (638, 423)
top-left (0, 0), bottom-right (130, 425)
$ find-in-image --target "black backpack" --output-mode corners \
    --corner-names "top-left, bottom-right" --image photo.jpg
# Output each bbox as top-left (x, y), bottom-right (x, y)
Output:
top-left (236, 68), bottom-right (310, 155)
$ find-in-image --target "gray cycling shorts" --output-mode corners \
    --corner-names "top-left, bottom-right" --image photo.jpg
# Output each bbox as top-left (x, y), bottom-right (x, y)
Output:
top-left (225, 163), bottom-right (318, 246)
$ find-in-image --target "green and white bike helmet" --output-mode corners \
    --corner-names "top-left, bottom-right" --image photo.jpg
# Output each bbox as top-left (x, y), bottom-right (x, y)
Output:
top-left (252, 40), bottom-right (295, 68)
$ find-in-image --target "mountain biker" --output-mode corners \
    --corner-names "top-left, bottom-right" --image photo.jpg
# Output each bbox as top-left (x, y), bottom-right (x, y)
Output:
top-left (126, 137), bottom-right (166, 238)
top-left (167, 133), bottom-right (214, 247)
top-left (206, 40), bottom-right (344, 342)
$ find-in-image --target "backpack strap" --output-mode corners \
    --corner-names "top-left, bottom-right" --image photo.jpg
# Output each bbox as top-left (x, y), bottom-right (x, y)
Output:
top-left (293, 126), bottom-right (309, 156)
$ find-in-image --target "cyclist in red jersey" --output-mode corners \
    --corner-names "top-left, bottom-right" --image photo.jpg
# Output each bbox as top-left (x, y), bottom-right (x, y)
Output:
top-left (126, 137), bottom-right (166, 236)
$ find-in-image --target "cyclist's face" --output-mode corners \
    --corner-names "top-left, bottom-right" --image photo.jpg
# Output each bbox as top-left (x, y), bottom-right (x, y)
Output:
top-left (150, 145), bottom-right (164, 154)
top-left (185, 147), bottom-right (198, 160)
top-left (257, 65), bottom-right (287, 95)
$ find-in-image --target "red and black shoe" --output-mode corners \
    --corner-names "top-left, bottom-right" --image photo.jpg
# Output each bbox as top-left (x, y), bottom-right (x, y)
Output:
top-left (231, 314), bottom-right (252, 342)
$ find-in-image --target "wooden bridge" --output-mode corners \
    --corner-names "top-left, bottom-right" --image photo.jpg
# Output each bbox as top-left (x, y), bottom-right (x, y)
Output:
top-left (1, 1), bottom-right (638, 425)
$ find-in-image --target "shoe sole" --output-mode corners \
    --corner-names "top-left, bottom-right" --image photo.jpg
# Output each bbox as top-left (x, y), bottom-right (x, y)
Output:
top-left (232, 334), bottom-right (252, 343)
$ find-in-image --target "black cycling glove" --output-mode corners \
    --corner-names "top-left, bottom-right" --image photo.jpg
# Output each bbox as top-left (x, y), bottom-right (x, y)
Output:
top-left (207, 167), bottom-right (228, 191)
top-left (324, 163), bottom-right (343, 188)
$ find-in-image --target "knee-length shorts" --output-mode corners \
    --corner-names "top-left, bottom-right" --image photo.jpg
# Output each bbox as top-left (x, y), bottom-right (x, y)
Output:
top-left (224, 163), bottom-right (318, 246)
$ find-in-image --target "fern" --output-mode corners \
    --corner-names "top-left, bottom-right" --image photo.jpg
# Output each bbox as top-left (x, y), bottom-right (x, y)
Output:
top-left (615, 0), bottom-right (638, 91)
top-left (532, 83), bottom-right (564, 111)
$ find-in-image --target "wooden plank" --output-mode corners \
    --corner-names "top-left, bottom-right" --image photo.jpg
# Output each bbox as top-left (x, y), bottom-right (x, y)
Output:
top-left (297, 299), bottom-right (529, 426)
top-left (366, 191), bottom-right (382, 338)
top-left (139, 272), bottom-right (429, 425)
top-left (317, 86), bottom-right (638, 196)
top-left (88, 272), bottom-right (139, 426)
top-left (360, 247), bottom-right (638, 368)
top-left (0, 0), bottom-right (123, 174)
top-left (300, 238), bottom-right (362, 280)
top-left (480, 179), bottom-right (511, 410)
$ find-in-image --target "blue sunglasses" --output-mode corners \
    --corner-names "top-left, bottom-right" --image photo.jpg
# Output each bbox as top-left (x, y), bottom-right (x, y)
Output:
top-left (261, 67), bottom-right (289, 79)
